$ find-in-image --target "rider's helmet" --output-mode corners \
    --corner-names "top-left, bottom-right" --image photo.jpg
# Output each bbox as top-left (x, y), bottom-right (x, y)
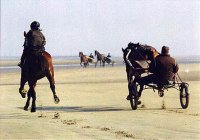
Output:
top-left (30, 21), bottom-right (40, 30)
top-left (161, 46), bottom-right (169, 55)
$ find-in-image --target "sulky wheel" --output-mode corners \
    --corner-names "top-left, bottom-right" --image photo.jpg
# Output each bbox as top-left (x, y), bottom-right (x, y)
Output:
top-left (130, 82), bottom-right (139, 110)
top-left (180, 82), bottom-right (189, 109)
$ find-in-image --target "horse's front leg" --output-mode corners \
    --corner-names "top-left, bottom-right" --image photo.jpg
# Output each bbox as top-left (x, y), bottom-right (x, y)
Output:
top-left (19, 70), bottom-right (27, 98)
top-left (24, 89), bottom-right (31, 111)
top-left (127, 71), bottom-right (136, 98)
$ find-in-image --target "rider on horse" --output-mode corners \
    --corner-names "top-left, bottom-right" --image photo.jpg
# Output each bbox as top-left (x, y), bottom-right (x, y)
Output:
top-left (18, 21), bottom-right (46, 68)
top-left (127, 46), bottom-right (179, 100)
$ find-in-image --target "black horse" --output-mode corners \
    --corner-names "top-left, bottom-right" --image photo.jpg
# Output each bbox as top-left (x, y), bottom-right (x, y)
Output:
top-left (19, 50), bottom-right (60, 112)
top-left (122, 42), bottom-right (159, 108)
top-left (94, 50), bottom-right (114, 67)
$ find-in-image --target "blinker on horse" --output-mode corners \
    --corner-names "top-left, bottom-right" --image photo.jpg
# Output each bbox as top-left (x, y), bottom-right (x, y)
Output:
top-left (19, 47), bottom-right (60, 112)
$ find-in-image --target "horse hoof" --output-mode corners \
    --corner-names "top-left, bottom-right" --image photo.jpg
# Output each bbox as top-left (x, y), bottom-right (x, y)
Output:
top-left (31, 108), bottom-right (36, 112)
top-left (19, 89), bottom-right (27, 98)
top-left (138, 100), bottom-right (142, 105)
top-left (24, 107), bottom-right (28, 111)
top-left (54, 97), bottom-right (60, 104)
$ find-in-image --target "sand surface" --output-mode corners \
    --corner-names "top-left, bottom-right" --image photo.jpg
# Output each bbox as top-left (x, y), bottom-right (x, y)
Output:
top-left (0, 62), bottom-right (200, 140)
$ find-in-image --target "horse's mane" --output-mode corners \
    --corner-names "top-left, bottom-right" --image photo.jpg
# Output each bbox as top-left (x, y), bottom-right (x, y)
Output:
top-left (124, 42), bottom-right (159, 60)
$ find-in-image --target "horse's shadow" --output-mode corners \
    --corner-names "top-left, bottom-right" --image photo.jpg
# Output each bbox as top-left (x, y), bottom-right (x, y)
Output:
top-left (18, 106), bottom-right (128, 112)
top-left (17, 106), bottom-right (182, 112)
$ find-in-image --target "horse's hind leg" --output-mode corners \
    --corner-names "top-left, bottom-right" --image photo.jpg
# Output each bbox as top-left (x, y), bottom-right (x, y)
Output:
top-left (46, 72), bottom-right (60, 104)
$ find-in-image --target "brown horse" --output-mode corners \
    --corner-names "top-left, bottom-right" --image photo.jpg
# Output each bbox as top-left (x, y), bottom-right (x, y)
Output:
top-left (19, 50), bottom-right (60, 112)
top-left (79, 52), bottom-right (93, 67)
top-left (122, 42), bottom-right (159, 106)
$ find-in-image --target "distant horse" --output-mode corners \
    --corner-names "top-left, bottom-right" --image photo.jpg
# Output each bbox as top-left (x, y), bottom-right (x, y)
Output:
top-left (122, 42), bottom-right (159, 102)
top-left (79, 52), bottom-right (93, 67)
top-left (19, 49), bottom-right (60, 112)
top-left (94, 50), bottom-right (114, 67)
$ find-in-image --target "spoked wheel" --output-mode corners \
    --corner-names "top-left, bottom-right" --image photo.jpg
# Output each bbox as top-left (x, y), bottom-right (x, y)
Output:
top-left (130, 82), bottom-right (139, 110)
top-left (180, 82), bottom-right (189, 109)
top-left (130, 94), bottom-right (138, 110)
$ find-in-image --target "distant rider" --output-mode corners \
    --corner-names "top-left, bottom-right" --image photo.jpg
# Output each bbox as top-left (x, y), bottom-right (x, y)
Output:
top-left (18, 21), bottom-right (46, 67)
top-left (107, 53), bottom-right (111, 58)
top-left (89, 53), bottom-right (94, 59)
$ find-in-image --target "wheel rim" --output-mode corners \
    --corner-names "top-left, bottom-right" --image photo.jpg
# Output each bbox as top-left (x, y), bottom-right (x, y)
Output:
top-left (180, 90), bottom-right (187, 105)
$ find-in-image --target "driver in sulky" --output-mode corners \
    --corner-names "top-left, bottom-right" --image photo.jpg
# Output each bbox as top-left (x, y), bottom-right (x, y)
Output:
top-left (127, 46), bottom-right (179, 100)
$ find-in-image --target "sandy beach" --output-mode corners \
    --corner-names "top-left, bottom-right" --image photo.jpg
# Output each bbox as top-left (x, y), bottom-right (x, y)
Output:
top-left (0, 60), bottom-right (200, 140)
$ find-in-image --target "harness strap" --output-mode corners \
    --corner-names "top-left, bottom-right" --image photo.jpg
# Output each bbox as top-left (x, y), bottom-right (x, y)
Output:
top-left (126, 49), bottom-right (134, 68)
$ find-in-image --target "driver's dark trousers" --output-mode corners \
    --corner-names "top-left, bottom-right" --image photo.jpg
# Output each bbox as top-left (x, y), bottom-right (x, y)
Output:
top-left (135, 74), bottom-right (158, 86)
top-left (135, 74), bottom-right (172, 86)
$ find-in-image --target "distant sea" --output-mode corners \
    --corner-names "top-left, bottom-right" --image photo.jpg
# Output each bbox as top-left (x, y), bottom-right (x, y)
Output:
top-left (0, 55), bottom-right (199, 64)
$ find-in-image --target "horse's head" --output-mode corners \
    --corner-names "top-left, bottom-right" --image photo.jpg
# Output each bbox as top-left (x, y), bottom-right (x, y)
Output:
top-left (79, 52), bottom-right (83, 57)
top-left (125, 42), bottom-right (159, 61)
top-left (122, 42), bottom-right (159, 72)
top-left (127, 42), bottom-right (139, 48)
top-left (94, 50), bottom-right (97, 56)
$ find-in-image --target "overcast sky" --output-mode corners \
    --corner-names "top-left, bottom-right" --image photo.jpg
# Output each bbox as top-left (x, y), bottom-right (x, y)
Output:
top-left (1, 0), bottom-right (200, 57)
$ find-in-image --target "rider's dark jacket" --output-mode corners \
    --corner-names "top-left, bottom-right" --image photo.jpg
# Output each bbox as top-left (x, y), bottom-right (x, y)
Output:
top-left (25, 30), bottom-right (46, 50)
top-left (20, 30), bottom-right (46, 66)
top-left (149, 54), bottom-right (179, 81)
